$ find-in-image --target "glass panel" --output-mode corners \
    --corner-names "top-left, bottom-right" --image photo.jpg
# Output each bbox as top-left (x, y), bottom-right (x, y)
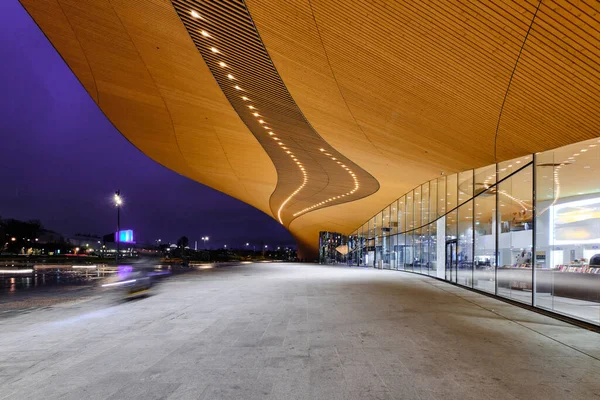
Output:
top-left (446, 209), bottom-right (458, 282)
top-left (382, 207), bottom-right (391, 269)
top-left (406, 191), bottom-right (414, 230)
top-left (354, 231), bottom-right (361, 267)
top-left (391, 200), bottom-right (399, 235)
top-left (367, 218), bottom-right (375, 268)
top-left (474, 188), bottom-right (497, 293)
top-left (498, 154), bottom-right (532, 181)
top-left (348, 231), bottom-right (355, 266)
top-left (535, 138), bottom-right (600, 325)
top-left (390, 234), bottom-right (397, 270)
top-left (361, 224), bottom-right (367, 266)
top-left (458, 170), bottom-right (474, 205)
top-left (436, 216), bottom-right (446, 278)
top-left (428, 222), bottom-right (437, 275)
top-left (414, 187), bottom-right (422, 228)
top-left (405, 231), bottom-right (414, 271)
top-left (375, 213), bottom-right (383, 268)
top-left (429, 179), bottom-right (438, 222)
top-left (422, 183), bottom-right (430, 227)
top-left (474, 164), bottom-right (497, 196)
top-left (362, 224), bottom-right (368, 266)
top-left (438, 176), bottom-right (447, 217)
top-left (497, 165), bottom-right (533, 304)
top-left (421, 225), bottom-right (430, 275)
top-left (414, 228), bottom-right (423, 274)
top-left (397, 233), bottom-right (406, 270)
top-left (398, 196), bottom-right (406, 233)
top-left (382, 206), bottom-right (390, 236)
top-left (382, 234), bottom-right (391, 269)
top-left (447, 173), bottom-right (458, 212)
top-left (457, 200), bottom-right (474, 287)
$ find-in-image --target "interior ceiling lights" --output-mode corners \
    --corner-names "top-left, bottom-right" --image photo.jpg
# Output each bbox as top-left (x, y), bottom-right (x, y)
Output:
top-left (172, 1), bottom-right (378, 226)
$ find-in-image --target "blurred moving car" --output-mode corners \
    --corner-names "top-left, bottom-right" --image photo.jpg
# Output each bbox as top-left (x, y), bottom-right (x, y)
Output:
top-left (101, 268), bottom-right (154, 299)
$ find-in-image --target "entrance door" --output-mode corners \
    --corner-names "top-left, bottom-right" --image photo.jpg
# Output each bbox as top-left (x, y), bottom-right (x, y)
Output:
top-left (446, 241), bottom-right (457, 282)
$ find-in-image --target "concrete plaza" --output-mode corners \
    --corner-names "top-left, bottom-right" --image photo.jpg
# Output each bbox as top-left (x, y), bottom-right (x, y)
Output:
top-left (1, 263), bottom-right (599, 399)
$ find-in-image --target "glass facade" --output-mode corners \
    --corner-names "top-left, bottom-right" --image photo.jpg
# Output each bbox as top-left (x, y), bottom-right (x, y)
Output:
top-left (318, 231), bottom-right (347, 264)
top-left (343, 136), bottom-right (600, 327)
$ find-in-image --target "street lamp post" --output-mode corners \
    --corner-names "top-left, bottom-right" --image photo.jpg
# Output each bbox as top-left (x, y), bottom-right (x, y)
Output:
top-left (114, 190), bottom-right (122, 264)
top-left (202, 236), bottom-right (209, 249)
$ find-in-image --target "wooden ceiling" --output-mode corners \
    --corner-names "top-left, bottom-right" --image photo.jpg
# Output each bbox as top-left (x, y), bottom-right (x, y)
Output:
top-left (19, 0), bottom-right (600, 256)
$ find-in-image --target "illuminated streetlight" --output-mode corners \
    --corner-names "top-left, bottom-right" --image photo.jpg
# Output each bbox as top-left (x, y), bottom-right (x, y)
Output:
top-left (114, 191), bottom-right (122, 206)
top-left (202, 236), bottom-right (209, 249)
top-left (114, 189), bottom-right (122, 263)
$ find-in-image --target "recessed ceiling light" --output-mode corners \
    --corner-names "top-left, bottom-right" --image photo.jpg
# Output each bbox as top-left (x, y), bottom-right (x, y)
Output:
top-left (227, 74), bottom-right (235, 80)
top-left (259, 119), bottom-right (265, 123)
top-left (200, 30), bottom-right (210, 37)
top-left (191, 10), bottom-right (203, 19)
top-left (241, 96), bottom-right (249, 101)
top-left (248, 105), bottom-right (255, 109)
top-left (210, 47), bottom-right (219, 53)
top-left (234, 85), bottom-right (242, 90)
top-left (218, 61), bottom-right (227, 68)
top-left (319, 148), bottom-right (325, 152)
top-left (268, 132), bottom-right (274, 135)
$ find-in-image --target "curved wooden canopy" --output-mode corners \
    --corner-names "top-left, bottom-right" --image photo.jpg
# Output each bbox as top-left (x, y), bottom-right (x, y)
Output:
top-left (20, 0), bottom-right (600, 256)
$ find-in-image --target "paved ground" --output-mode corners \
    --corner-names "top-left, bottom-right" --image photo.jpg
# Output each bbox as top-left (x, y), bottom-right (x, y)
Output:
top-left (1, 263), bottom-right (599, 400)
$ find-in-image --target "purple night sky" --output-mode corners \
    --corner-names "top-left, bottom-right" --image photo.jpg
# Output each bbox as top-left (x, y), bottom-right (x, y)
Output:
top-left (0, 1), bottom-right (294, 249)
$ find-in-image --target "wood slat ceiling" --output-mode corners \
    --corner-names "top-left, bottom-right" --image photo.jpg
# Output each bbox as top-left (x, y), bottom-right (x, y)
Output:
top-left (244, 0), bottom-right (600, 245)
top-left (19, 0), bottom-right (600, 255)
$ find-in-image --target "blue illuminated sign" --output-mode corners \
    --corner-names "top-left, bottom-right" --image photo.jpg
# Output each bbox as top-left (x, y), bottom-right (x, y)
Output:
top-left (115, 230), bottom-right (134, 243)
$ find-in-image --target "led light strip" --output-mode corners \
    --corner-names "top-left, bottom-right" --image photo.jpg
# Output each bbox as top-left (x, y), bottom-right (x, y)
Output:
top-left (293, 148), bottom-right (360, 217)
top-left (188, 8), bottom-right (309, 223)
